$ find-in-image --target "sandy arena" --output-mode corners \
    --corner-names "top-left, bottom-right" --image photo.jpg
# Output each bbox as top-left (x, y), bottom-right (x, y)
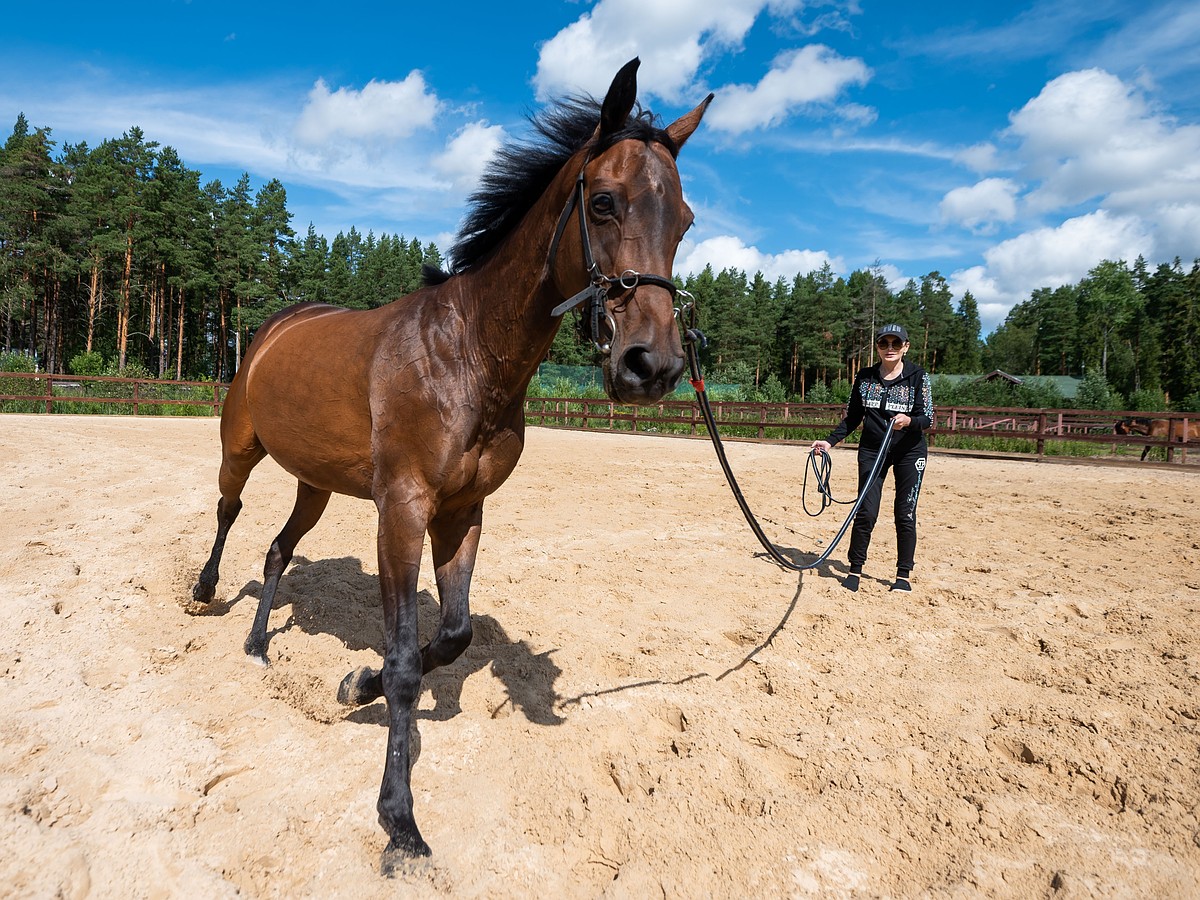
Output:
top-left (1, 415), bottom-right (1198, 898)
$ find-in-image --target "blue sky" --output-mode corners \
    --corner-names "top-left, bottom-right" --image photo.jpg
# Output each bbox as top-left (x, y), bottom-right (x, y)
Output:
top-left (3, 0), bottom-right (1198, 333)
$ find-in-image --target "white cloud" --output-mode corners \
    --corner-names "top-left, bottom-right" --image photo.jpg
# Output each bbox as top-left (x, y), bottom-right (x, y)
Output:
top-left (676, 234), bottom-right (842, 281)
top-left (535, 0), bottom-right (766, 102)
top-left (1154, 202), bottom-right (1200, 260)
top-left (939, 178), bottom-right (1018, 231)
top-left (954, 142), bottom-right (1003, 174)
top-left (1007, 68), bottom-right (1200, 215)
top-left (433, 121), bottom-right (506, 193)
top-left (949, 210), bottom-right (1154, 330)
top-left (535, 1), bottom-right (871, 132)
top-left (1090, 1), bottom-right (1200, 81)
top-left (294, 73), bottom-right (440, 147)
top-left (704, 45), bottom-right (871, 133)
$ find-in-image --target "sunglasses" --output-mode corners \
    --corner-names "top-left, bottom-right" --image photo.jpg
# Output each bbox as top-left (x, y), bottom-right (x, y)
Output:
top-left (877, 337), bottom-right (905, 349)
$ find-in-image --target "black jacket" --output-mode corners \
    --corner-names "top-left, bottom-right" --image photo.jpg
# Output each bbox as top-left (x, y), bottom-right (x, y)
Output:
top-left (826, 361), bottom-right (934, 453)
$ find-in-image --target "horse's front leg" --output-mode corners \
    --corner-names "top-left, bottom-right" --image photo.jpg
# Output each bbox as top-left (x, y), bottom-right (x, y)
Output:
top-left (375, 498), bottom-right (433, 865)
top-left (336, 501), bottom-right (485, 707)
top-left (423, 502), bottom-right (484, 674)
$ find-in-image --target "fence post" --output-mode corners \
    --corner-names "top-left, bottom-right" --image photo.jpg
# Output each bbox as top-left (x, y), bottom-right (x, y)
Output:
top-left (214, 384), bottom-right (221, 416)
top-left (1167, 418), bottom-right (1177, 463)
top-left (1036, 412), bottom-right (1046, 457)
top-left (133, 380), bottom-right (140, 416)
top-left (44, 376), bottom-right (52, 414)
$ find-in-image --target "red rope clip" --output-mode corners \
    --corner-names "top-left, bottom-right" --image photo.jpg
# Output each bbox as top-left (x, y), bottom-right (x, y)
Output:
top-left (690, 378), bottom-right (705, 392)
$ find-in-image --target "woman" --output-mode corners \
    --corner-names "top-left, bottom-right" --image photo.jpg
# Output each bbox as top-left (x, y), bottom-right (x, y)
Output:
top-left (811, 324), bottom-right (933, 592)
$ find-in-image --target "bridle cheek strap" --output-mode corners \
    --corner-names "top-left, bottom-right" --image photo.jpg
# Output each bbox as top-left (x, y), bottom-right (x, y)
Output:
top-left (547, 164), bottom-right (679, 353)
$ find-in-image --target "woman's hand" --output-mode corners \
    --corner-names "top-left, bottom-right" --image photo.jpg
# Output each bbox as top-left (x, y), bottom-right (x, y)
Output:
top-left (892, 414), bottom-right (911, 430)
top-left (811, 439), bottom-right (832, 455)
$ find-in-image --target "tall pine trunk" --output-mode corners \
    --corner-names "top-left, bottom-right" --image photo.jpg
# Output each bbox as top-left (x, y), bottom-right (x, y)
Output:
top-left (176, 286), bottom-right (185, 381)
top-left (86, 254), bottom-right (103, 353)
top-left (117, 224), bottom-right (134, 370)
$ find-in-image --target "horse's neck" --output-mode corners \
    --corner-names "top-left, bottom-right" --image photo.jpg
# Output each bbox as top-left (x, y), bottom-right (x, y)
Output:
top-left (452, 169), bottom-right (580, 400)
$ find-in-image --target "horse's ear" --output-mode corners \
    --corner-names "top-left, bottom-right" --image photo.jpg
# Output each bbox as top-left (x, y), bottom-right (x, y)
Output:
top-left (599, 58), bottom-right (640, 139)
top-left (666, 93), bottom-right (715, 150)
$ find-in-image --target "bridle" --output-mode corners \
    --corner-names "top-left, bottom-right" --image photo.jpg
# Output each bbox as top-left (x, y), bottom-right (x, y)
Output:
top-left (548, 158), bottom-right (684, 354)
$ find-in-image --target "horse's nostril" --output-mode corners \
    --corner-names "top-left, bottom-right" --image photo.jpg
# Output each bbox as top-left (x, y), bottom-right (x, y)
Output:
top-left (619, 346), bottom-right (686, 390)
top-left (624, 346), bottom-right (655, 381)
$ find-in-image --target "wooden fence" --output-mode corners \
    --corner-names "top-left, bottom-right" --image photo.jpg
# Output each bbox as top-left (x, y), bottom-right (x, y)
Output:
top-left (1, 372), bottom-right (1194, 463)
top-left (0, 371), bottom-right (226, 416)
top-left (523, 398), bottom-right (1197, 463)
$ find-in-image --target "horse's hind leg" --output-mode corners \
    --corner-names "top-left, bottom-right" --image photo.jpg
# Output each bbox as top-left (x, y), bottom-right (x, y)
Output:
top-left (192, 431), bottom-right (266, 608)
top-left (244, 481), bottom-right (332, 664)
top-left (423, 502), bottom-right (483, 673)
top-left (192, 496), bottom-right (244, 606)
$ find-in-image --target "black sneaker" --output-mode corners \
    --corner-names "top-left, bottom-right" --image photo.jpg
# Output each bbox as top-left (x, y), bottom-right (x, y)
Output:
top-left (842, 573), bottom-right (860, 592)
top-left (890, 577), bottom-right (912, 593)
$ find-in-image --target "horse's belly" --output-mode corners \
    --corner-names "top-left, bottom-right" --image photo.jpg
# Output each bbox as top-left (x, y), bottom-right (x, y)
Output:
top-left (243, 308), bottom-right (376, 498)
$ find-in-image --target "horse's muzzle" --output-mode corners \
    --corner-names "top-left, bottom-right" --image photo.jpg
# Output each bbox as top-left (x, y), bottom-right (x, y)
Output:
top-left (610, 344), bottom-right (686, 403)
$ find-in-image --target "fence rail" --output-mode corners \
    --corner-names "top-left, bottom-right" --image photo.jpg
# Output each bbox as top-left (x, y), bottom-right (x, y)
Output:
top-left (523, 397), bottom-right (1197, 463)
top-left (0, 371), bottom-right (227, 416)
top-left (1, 373), bottom-right (1194, 463)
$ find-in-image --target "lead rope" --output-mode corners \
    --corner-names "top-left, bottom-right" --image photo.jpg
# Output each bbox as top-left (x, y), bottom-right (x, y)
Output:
top-left (801, 445), bottom-right (854, 517)
top-left (681, 326), bottom-right (897, 572)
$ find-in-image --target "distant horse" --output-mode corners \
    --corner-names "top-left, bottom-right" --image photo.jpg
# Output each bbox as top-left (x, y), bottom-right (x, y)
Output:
top-left (1114, 416), bottom-right (1200, 461)
top-left (191, 59), bottom-right (712, 866)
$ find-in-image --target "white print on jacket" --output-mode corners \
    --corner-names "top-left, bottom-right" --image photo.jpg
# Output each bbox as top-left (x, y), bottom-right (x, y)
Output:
top-left (860, 380), bottom-right (915, 413)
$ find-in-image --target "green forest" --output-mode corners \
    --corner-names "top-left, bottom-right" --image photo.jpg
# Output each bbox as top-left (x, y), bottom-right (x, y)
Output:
top-left (3, 115), bottom-right (1199, 411)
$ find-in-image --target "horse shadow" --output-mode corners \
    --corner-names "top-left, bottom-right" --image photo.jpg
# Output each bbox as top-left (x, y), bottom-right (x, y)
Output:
top-left (224, 555), bottom-right (564, 727)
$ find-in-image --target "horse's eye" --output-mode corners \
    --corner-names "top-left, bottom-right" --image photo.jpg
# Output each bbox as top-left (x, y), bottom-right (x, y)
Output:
top-left (590, 193), bottom-right (615, 216)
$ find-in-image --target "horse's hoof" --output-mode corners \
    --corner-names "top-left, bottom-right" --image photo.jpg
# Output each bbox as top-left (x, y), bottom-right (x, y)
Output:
top-left (184, 581), bottom-right (217, 615)
top-left (337, 666), bottom-right (380, 706)
top-left (243, 635), bottom-right (269, 667)
top-left (380, 835), bottom-right (432, 876)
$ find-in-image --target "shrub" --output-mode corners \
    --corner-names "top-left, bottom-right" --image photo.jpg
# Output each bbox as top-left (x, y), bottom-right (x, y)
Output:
top-left (69, 351), bottom-right (106, 376)
top-left (1127, 388), bottom-right (1168, 412)
top-left (1075, 370), bottom-right (1122, 410)
top-left (0, 351), bottom-right (37, 373)
top-left (0, 351), bottom-right (41, 412)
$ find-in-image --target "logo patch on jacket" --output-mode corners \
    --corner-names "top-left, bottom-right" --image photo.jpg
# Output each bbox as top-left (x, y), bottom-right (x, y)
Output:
top-left (885, 384), bottom-right (914, 413)
top-left (862, 382), bottom-right (885, 408)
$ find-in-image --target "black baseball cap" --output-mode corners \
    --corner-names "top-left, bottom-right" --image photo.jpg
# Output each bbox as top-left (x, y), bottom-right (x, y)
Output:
top-left (876, 323), bottom-right (908, 342)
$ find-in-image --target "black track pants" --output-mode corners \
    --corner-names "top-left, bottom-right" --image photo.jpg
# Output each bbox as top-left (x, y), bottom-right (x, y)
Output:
top-left (848, 441), bottom-right (927, 574)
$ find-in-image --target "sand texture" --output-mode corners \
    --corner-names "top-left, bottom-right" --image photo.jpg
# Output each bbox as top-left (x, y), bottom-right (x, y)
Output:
top-left (2, 415), bottom-right (1198, 898)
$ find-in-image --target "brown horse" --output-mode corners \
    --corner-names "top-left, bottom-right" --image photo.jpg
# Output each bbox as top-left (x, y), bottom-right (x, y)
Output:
top-left (191, 59), bottom-right (712, 866)
top-left (1115, 416), bottom-right (1200, 460)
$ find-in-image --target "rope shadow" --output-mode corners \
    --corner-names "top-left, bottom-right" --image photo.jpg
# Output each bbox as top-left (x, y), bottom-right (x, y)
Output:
top-left (559, 573), bottom-right (807, 707)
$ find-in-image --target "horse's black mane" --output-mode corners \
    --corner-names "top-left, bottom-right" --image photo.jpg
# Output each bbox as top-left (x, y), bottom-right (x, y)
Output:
top-left (442, 96), bottom-right (677, 275)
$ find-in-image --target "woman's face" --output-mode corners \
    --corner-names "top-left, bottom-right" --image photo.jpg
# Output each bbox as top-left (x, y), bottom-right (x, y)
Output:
top-left (877, 336), bottom-right (908, 360)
